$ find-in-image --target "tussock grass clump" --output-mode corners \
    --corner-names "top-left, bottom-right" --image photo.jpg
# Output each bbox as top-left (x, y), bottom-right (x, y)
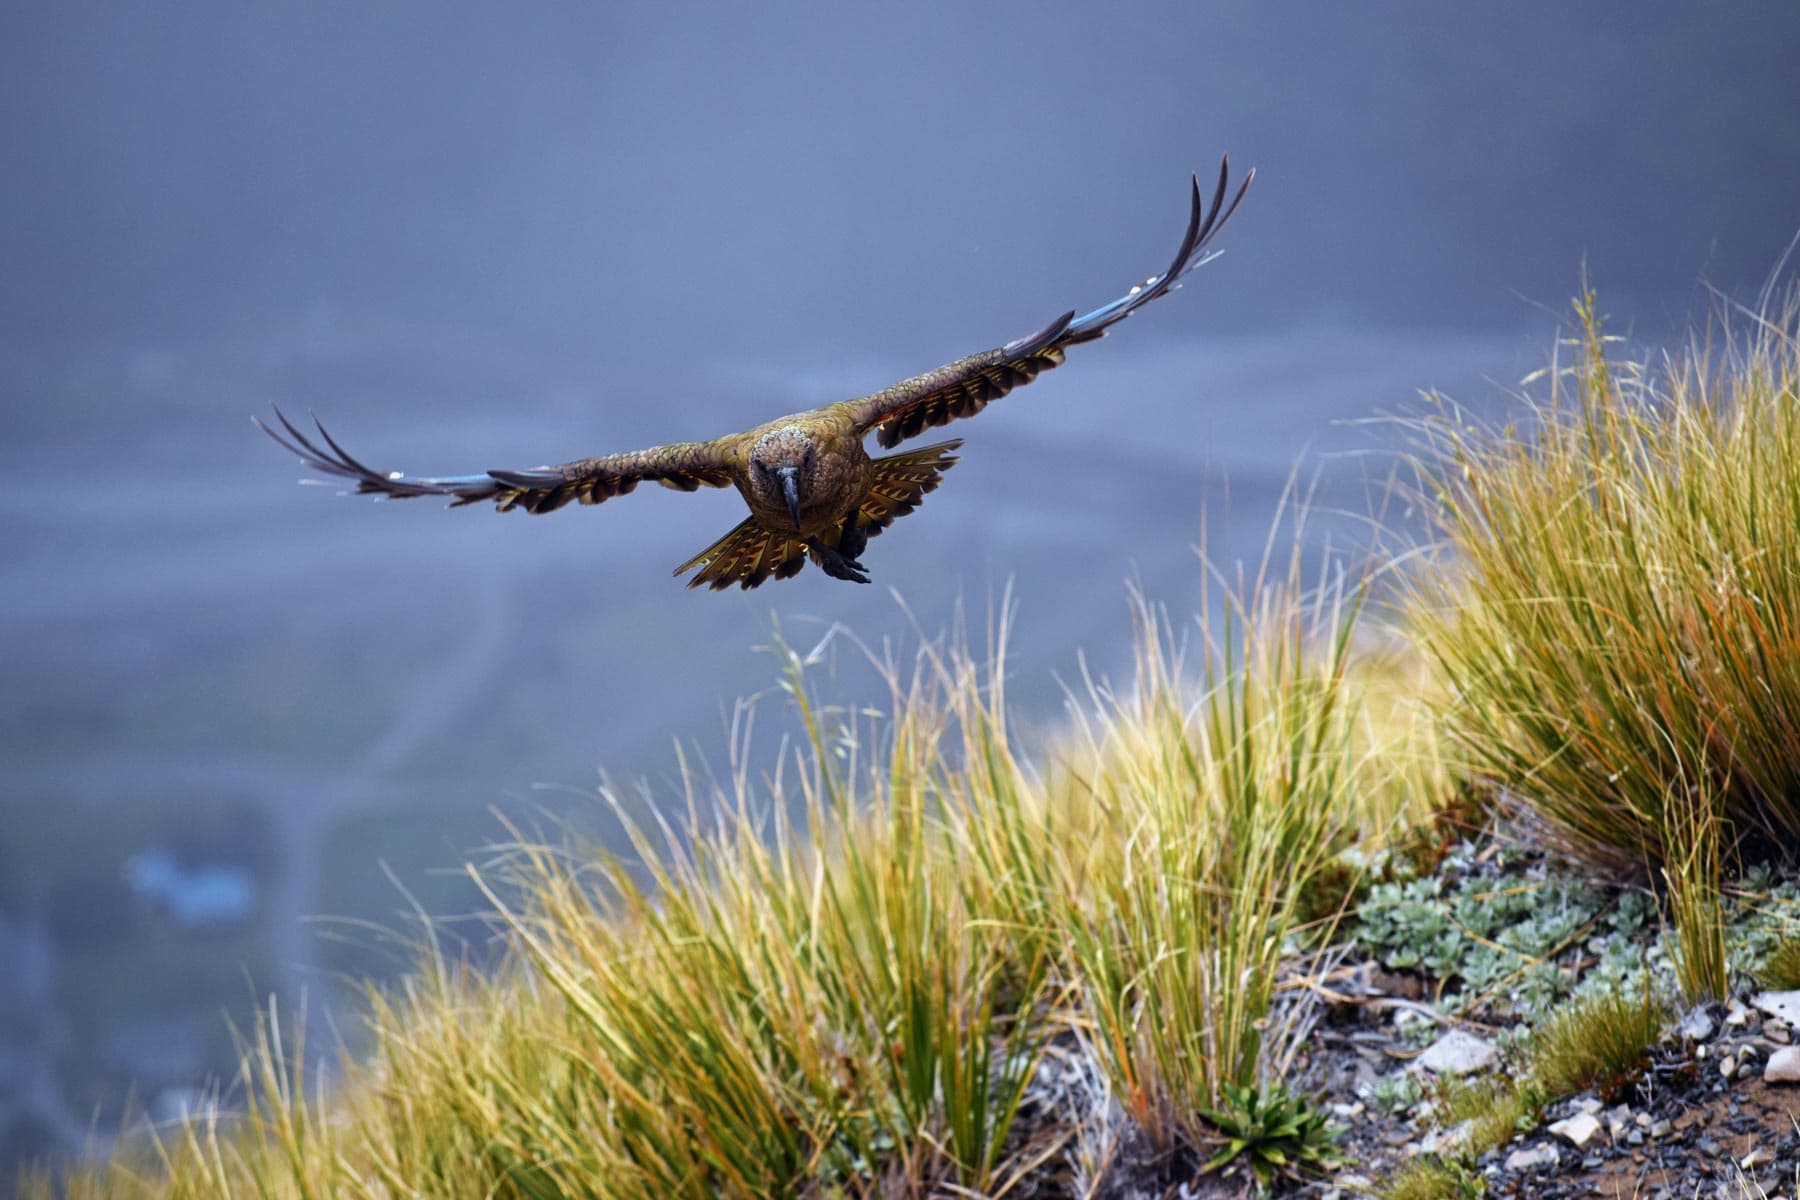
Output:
top-left (1404, 284), bottom-right (1800, 870)
top-left (32, 551), bottom-right (1380, 1198)
top-left (1379, 1155), bottom-right (1482, 1200)
top-left (1525, 985), bottom-right (1668, 1099)
top-left (1056, 559), bottom-right (1369, 1153)
top-left (1432, 1072), bottom-right (1536, 1160)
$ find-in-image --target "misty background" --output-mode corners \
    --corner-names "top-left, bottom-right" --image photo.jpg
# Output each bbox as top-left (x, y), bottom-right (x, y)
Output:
top-left (2, 0), bottom-right (1797, 1171)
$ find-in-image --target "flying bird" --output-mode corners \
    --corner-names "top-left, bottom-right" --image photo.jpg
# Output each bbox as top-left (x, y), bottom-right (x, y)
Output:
top-left (259, 156), bottom-right (1251, 590)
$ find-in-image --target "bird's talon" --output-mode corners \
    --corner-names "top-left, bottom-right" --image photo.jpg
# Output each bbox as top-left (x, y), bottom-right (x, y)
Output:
top-left (806, 537), bottom-right (872, 584)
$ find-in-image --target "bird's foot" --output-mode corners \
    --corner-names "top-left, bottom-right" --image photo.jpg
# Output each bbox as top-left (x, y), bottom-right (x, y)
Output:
top-left (838, 518), bottom-right (868, 562)
top-left (807, 538), bottom-right (870, 584)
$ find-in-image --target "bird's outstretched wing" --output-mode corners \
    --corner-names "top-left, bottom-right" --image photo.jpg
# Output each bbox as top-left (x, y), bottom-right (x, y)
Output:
top-left (256, 405), bottom-right (735, 515)
top-left (837, 155), bottom-right (1251, 449)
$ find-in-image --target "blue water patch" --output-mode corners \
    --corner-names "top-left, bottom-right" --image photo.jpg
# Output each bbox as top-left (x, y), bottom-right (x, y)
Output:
top-left (123, 850), bottom-right (255, 928)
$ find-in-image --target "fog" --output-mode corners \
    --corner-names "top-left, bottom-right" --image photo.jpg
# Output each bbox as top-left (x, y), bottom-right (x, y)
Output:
top-left (2, 0), bottom-right (1796, 1166)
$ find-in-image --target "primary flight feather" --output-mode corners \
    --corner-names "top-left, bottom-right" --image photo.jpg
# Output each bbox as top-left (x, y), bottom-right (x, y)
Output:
top-left (259, 155), bottom-right (1252, 590)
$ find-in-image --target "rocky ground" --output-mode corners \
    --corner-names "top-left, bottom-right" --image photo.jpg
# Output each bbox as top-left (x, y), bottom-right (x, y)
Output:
top-left (1001, 821), bottom-right (1800, 1199)
top-left (1293, 978), bottom-right (1800, 1199)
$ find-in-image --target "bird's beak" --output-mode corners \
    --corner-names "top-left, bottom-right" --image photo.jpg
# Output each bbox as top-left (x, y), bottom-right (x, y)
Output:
top-left (777, 466), bottom-right (803, 530)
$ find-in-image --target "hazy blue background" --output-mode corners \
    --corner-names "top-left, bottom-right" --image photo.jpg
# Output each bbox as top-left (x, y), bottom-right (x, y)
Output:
top-left (3, 0), bottom-right (1797, 1170)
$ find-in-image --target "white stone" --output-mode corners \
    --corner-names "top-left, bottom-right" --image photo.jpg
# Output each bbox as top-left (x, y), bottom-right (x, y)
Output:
top-left (1411, 1120), bottom-right (1472, 1158)
top-left (1752, 990), bottom-right (1800, 1027)
top-left (1678, 1006), bottom-right (1716, 1041)
top-left (1764, 1045), bottom-right (1800, 1084)
top-left (1504, 1144), bottom-right (1559, 1171)
top-left (1548, 1111), bottom-right (1602, 1147)
top-left (1575, 1095), bottom-right (1603, 1114)
top-left (1725, 998), bottom-right (1751, 1026)
top-left (1416, 1030), bottom-right (1500, 1076)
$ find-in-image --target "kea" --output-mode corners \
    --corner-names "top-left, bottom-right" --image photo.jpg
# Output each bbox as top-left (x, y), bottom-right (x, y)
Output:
top-left (258, 156), bottom-right (1251, 590)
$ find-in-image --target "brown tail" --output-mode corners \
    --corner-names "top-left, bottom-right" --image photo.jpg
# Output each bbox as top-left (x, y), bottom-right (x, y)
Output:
top-left (673, 519), bottom-right (809, 590)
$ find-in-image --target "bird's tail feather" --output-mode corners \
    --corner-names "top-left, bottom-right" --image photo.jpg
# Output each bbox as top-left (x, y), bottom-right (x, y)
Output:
top-left (674, 519), bottom-right (809, 590)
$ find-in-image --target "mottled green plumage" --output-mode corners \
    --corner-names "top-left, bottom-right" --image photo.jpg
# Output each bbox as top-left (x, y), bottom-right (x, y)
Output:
top-left (258, 157), bottom-right (1251, 590)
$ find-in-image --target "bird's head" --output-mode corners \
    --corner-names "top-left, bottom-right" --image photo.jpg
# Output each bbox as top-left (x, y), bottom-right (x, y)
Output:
top-left (749, 426), bottom-right (818, 530)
